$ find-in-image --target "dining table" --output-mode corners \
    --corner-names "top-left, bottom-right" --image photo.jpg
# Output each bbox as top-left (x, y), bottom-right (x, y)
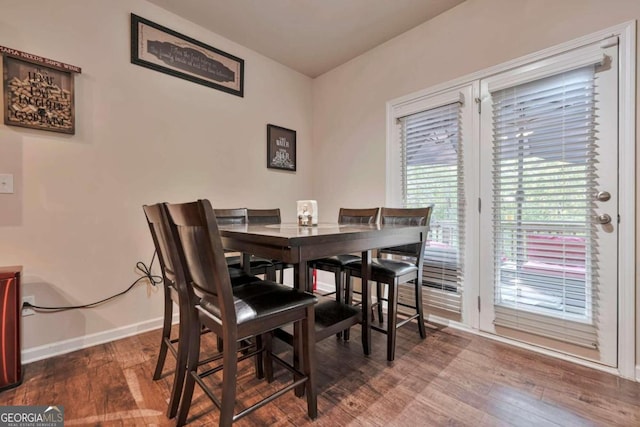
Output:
top-left (219, 221), bottom-right (428, 356)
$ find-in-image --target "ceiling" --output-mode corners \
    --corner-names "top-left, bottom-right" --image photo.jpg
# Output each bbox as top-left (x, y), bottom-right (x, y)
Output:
top-left (147, 0), bottom-right (465, 77)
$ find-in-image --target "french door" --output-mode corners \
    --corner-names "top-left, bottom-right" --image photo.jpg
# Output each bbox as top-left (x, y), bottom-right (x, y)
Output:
top-left (478, 41), bottom-right (619, 367)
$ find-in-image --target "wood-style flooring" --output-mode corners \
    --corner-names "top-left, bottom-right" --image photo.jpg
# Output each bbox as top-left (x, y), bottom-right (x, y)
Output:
top-left (1, 323), bottom-right (639, 426)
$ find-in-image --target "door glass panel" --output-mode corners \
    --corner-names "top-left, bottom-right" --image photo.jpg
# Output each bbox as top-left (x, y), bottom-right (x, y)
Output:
top-left (399, 102), bottom-right (465, 314)
top-left (490, 66), bottom-right (598, 347)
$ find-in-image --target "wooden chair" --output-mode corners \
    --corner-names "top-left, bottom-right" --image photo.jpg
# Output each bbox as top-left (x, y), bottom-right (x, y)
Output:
top-left (247, 208), bottom-right (294, 284)
top-left (143, 204), bottom-right (259, 418)
top-left (344, 206), bottom-right (433, 361)
top-left (246, 208), bottom-right (281, 225)
top-left (165, 200), bottom-right (318, 426)
top-left (143, 203), bottom-right (191, 419)
top-left (308, 208), bottom-right (380, 313)
top-left (215, 208), bottom-right (277, 281)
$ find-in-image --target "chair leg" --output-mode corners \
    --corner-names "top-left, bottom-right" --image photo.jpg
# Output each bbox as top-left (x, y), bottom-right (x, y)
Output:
top-left (387, 281), bottom-right (399, 362)
top-left (153, 290), bottom-right (173, 380)
top-left (264, 332), bottom-right (274, 383)
top-left (376, 282), bottom-right (384, 323)
top-left (294, 320), bottom-right (304, 397)
top-left (166, 304), bottom-right (190, 419)
top-left (415, 279), bottom-right (426, 339)
top-left (335, 270), bottom-right (343, 339)
top-left (343, 270), bottom-right (353, 341)
top-left (266, 265), bottom-right (277, 281)
top-left (176, 315), bottom-right (203, 426)
top-left (344, 270), bottom-right (353, 306)
top-left (302, 306), bottom-right (318, 419)
top-left (220, 339), bottom-right (239, 426)
top-left (335, 270), bottom-right (343, 303)
top-left (255, 335), bottom-right (265, 379)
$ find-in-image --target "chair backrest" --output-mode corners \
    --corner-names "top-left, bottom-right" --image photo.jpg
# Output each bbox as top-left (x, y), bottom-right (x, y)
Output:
top-left (143, 203), bottom-right (176, 286)
top-left (166, 200), bottom-right (237, 327)
top-left (338, 208), bottom-right (380, 225)
top-left (143, 203), bottom-right (196, 317)
top-left (379, 206), bottom-right (434, 260)
top-left (247, 208), bottom-right (281, 224)
top-left (213, 208), bottom-right (247, 225)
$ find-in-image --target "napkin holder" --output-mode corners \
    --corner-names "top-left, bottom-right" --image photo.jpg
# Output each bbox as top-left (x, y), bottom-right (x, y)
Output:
top-left (297, 200), bottom-right (318, 226)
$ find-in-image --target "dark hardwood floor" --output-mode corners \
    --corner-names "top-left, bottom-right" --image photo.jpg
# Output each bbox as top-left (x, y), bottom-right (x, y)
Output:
top-left (2, 323), bottom-right (639, 426)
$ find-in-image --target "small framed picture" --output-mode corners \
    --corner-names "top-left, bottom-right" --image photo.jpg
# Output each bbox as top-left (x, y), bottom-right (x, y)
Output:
top-left (267, 124), bottom-right (296, 171)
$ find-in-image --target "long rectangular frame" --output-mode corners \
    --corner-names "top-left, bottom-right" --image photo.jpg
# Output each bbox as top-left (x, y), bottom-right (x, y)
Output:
top-left (130, 14), bottom-right (244, 97)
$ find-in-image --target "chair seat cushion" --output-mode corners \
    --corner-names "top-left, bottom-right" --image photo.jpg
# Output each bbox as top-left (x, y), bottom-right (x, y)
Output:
top-left (272, 261), bottom-right (294, 269)
top-left (199, 281), bottom-right (317, 325)
top-left (228, 267), bottom-right (261, 286)
top-left (348, 258), bottom-right (418, 277)
top-left (311, 254), bottom-right (361, 268)
top-left (226, 255), bottom-right (275, 269)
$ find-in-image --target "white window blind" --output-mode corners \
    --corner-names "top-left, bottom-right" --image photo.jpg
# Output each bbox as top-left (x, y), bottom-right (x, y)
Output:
top-left (490, 65), bottom-right (599, 348)
top-left (399, 102), bottom-right (464, 314)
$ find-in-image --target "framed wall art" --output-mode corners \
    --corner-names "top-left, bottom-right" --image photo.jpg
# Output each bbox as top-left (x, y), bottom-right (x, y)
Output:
top-left (267, 124), bottom-right (296, 171)
top-left (2, 48), bottom-right (80, 134)
top-left (131, 14), bottom-right (244, 97)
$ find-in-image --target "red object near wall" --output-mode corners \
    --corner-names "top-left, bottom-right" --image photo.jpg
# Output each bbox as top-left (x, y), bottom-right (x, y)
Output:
top-left (312, 268), bottom-right (317, 291)
top-left (0, 266), bottom-right (22, 391)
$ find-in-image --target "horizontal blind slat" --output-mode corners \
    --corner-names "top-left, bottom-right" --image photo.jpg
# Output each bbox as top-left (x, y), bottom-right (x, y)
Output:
top-left (399, 101), bottom-right (464, 315)
top-left (490, 65), bottom-right (599, 348)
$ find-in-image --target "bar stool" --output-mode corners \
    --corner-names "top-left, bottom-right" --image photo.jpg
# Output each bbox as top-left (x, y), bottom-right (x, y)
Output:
top-left (247, 208), bottom-right (294, 284)
top-left (344, 206), bottom-right (432, 361)
top-left (308, 208), bottom-right (380, 326)
top-left (165, 200), bottom-right (318, 426)
top-left (215, 208), bottom-right (277, 281)
top-left (143, 204), bottom-right (259, 418)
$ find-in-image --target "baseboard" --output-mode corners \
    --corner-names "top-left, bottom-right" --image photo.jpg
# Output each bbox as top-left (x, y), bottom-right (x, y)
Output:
top-left (22, 292), bottom-right (636, 381)
top-left (21, 312), bottom-right (180, 365)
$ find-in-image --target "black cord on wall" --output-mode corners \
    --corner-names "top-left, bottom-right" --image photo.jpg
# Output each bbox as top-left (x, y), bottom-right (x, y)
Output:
top-left (22, 252), bottom-right (163, 313)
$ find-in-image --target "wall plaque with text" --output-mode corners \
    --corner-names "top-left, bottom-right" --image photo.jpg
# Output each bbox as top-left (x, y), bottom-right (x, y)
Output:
top-left (2, 55), bottom-right (75, 134)
top-left (267, 124), bottom-right (296, 171)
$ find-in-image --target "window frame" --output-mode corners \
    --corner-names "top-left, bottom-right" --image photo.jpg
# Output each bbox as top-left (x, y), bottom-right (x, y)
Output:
top-left (484, 59), bottom-right (612, 352)
top-left (385, 21), bottom-right (636, 378)
top-left (387, 83), bottom-right (479, 324)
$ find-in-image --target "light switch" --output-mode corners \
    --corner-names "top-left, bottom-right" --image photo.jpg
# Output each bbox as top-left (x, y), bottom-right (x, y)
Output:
top-left (0, 174), bottom-right (14, 194)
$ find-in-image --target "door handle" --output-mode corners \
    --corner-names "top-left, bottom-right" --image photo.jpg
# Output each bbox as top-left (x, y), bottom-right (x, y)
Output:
top-left (596, 191), bottom-right (611, 202)
top-left (596, 213), bottom-right (612, 224)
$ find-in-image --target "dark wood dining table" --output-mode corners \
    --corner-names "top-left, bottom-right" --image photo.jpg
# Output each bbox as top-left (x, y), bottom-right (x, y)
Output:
top-left (219, 222), bottom-right (427, 356)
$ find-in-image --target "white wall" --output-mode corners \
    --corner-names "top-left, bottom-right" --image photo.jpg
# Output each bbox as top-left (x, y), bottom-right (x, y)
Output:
top-left (1, 0), bottom-right (638, 369)
top-left (0, 0), bottom-right (313, 353)
top-left (311, 0), bottom-right (639, 366)
top-left (312, 0), bottom-right (640, 216)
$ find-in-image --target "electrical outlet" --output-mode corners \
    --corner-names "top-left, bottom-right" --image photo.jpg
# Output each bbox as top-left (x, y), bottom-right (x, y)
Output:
top-left (22, 295), bottom-right (35, 316)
